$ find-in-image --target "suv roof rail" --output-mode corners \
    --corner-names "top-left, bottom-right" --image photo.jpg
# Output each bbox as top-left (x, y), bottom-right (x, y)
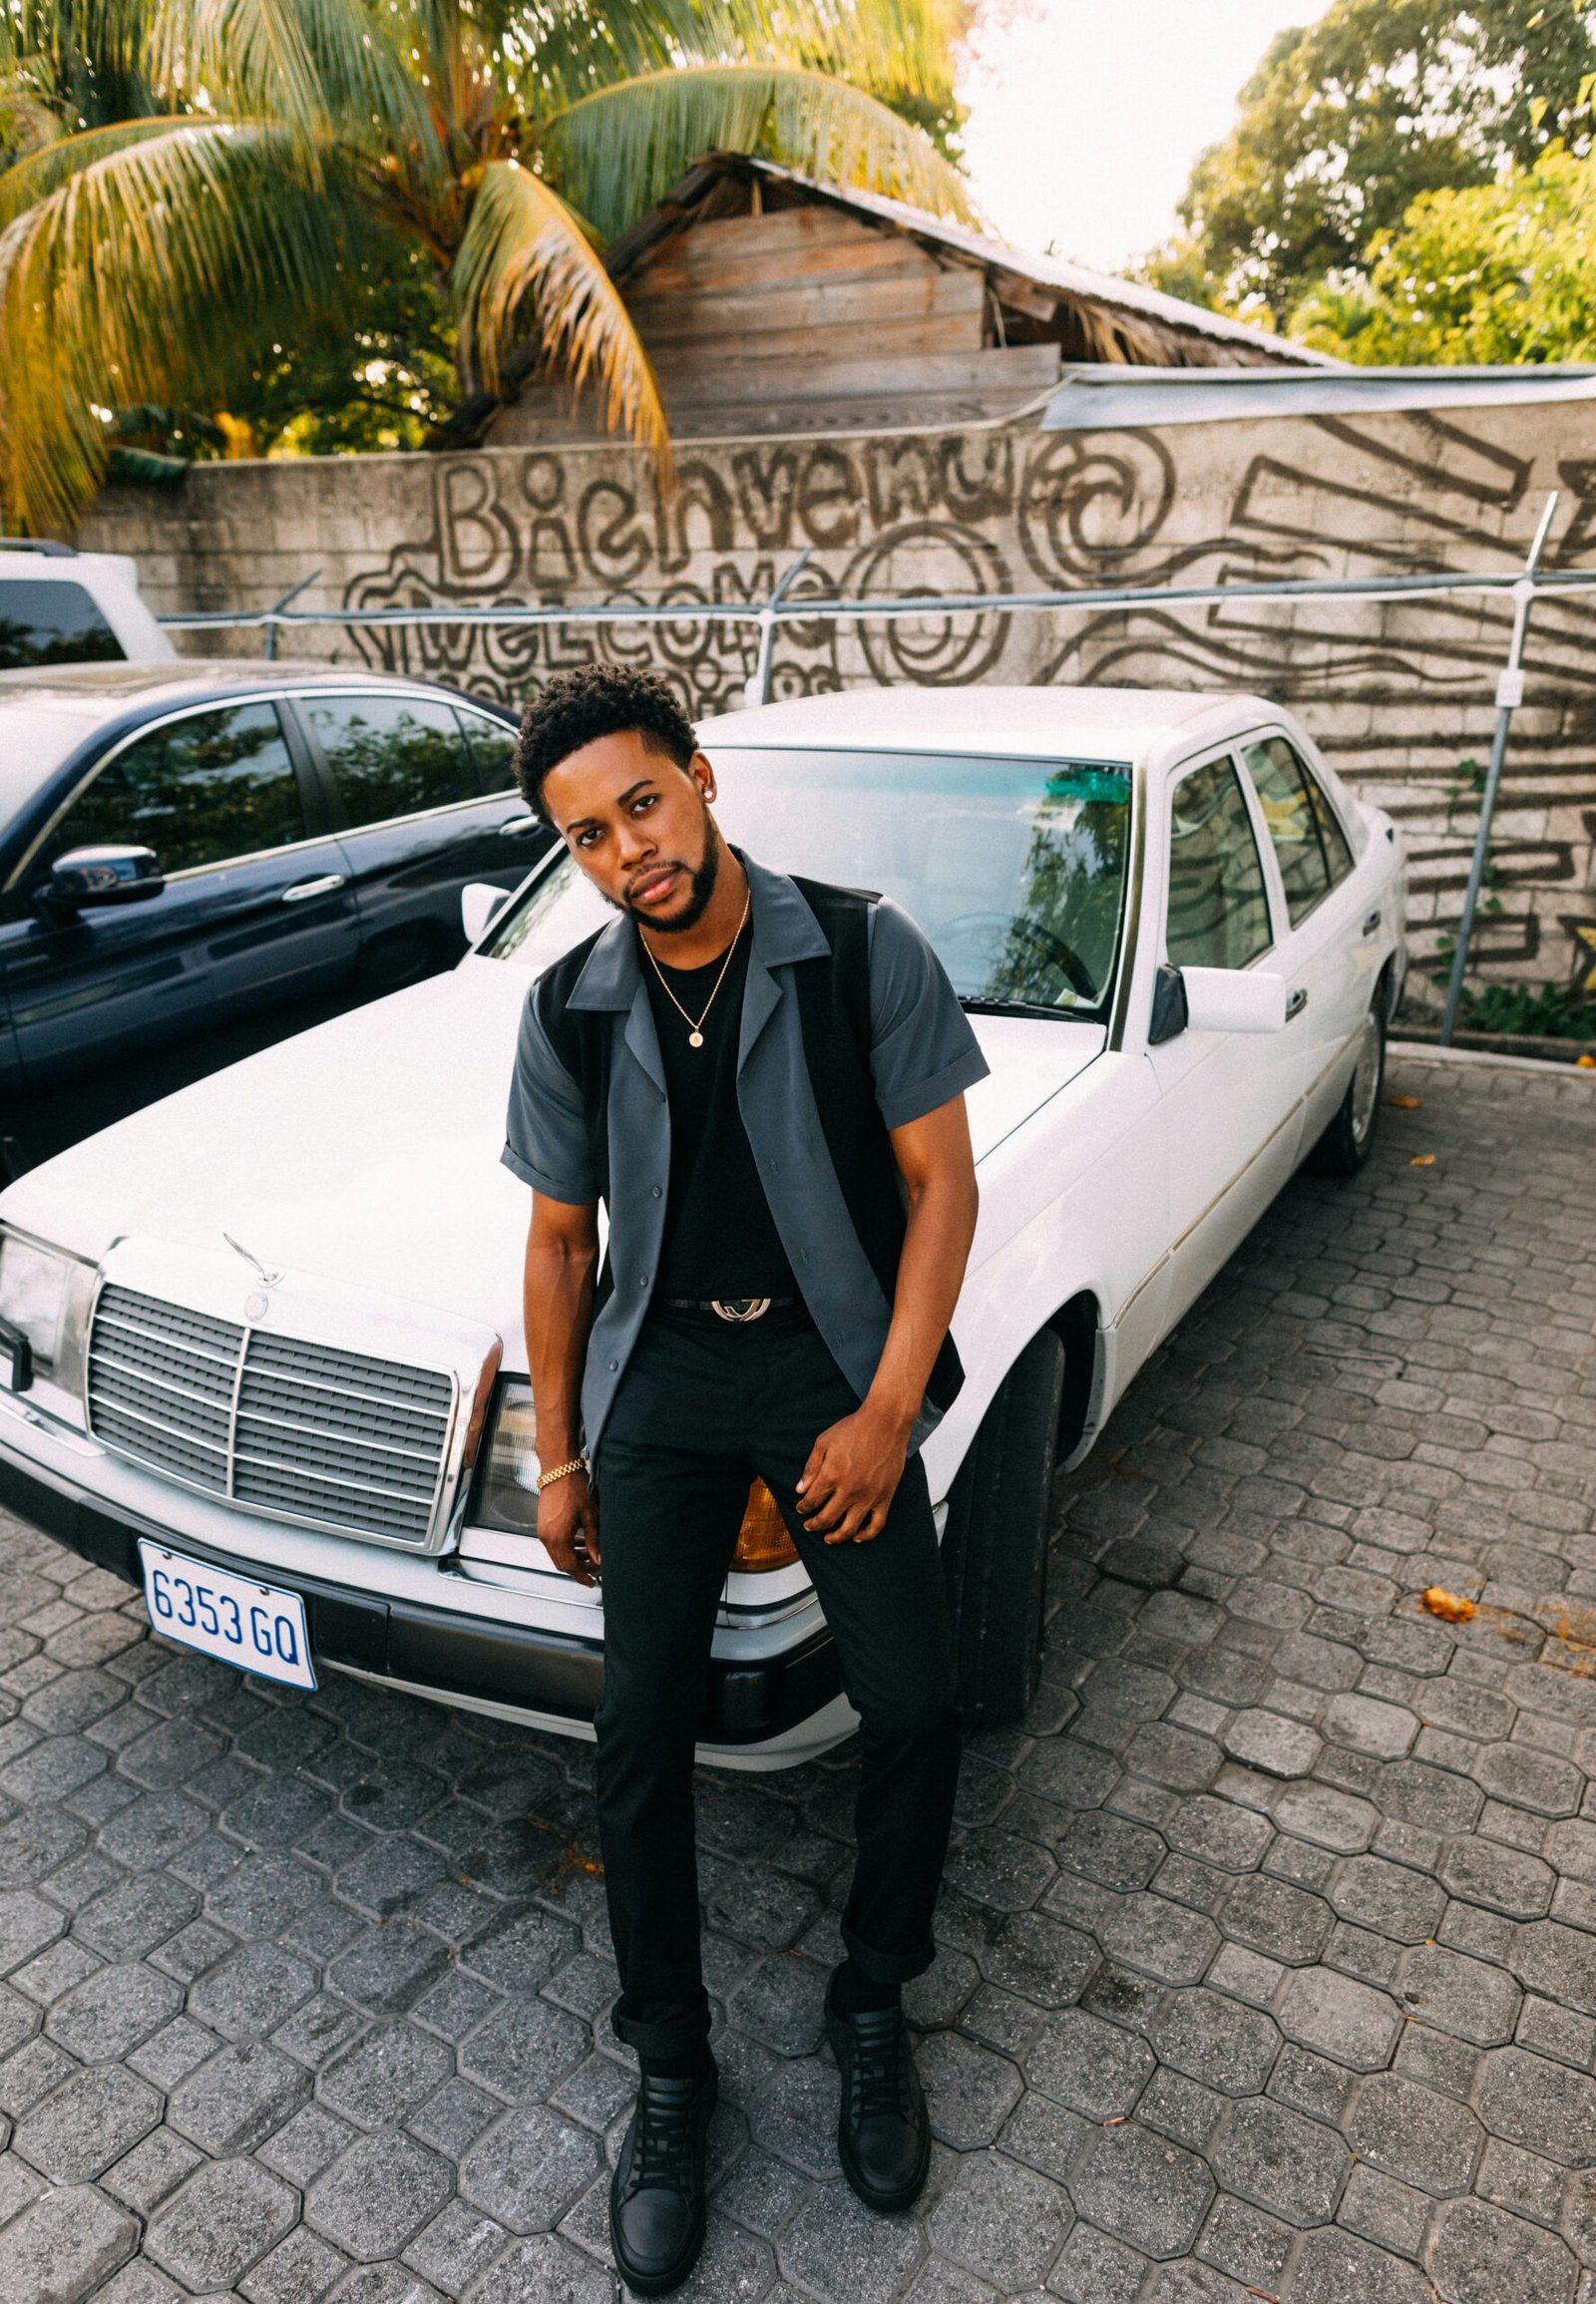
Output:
top-left (0, 539), bottom-right (77, 558)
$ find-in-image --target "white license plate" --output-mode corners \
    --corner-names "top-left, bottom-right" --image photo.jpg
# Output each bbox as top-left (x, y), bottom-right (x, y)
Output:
top-left (138, 1542), bottom-right (316, 1691)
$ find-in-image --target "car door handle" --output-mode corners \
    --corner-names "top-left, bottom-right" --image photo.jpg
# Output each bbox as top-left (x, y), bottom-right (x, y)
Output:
top-left (1286, 987), bottom-right (1309, 1018)
top-left (1362, 909), bottom-right (1382, 937)
top-left (497, 814), bottom-right (538, 838)
top-left (280, 875), bottom-right (346, 904)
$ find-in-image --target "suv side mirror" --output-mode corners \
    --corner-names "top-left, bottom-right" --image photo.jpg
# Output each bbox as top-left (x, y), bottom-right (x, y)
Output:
top-left (461, 883), bottom-right (509, 945)
top-left (43, 845), bottom-right (165, 909)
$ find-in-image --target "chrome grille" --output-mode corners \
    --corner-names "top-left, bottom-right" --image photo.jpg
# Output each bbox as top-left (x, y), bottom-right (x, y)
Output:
top-left (88, 1284), bottom-right (455, 1545)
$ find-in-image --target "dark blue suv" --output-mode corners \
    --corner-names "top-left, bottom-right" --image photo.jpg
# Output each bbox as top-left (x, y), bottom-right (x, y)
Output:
top-left (0, 662), bottom-right (549, 1175)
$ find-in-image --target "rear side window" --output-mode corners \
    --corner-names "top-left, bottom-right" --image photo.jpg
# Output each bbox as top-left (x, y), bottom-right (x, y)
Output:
top-left (1241, 736), bottom-right (1354, 925)
top-left (51, 703), bottom-right (306, 873)
top-left (455, 707), bottom-right (518, 793)
top-left (1166, 755), bottom-right (1272, 970)
top-left (0, 580), bottom-right (123, 669)
top-left (304, 694), bottom-right (482, 826)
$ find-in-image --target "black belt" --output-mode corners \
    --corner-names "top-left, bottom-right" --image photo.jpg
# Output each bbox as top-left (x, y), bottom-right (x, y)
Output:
top-left (660, 1296), bottom-right (798, 1323)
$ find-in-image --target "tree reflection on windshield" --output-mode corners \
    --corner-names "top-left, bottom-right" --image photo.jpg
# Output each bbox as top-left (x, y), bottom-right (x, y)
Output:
top-left (976, 769), bottom-right (1130, 1011)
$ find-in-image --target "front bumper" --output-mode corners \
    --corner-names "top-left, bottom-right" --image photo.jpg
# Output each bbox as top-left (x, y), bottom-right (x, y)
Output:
top-left (0, 1449), bottom-right (844, 1755)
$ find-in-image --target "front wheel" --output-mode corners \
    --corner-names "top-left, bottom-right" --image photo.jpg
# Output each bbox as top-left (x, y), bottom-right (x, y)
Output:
top-left (1307, 994), bottom-right (1386, 1176)
top-left (941, 1326), bottom-right (1066, 1729)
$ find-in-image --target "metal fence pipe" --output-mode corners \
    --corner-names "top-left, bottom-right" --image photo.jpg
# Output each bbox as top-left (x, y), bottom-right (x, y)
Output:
top-left (158, 559), bottom-right (1596, 642)
top-left (1439, 492), bottom-right (1560, 1045)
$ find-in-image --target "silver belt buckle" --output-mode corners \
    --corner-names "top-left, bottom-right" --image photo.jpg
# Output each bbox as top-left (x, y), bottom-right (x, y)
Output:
top-left (709, 1297), bottom-right (770, 1323)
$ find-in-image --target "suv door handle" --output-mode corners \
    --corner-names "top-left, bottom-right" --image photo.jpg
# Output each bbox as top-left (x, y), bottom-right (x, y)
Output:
top-left (497, 814), bottom-right (538, 838)
top-left (280, 875), bottom-right (346, 904)
top-left (1362, 909), bottom-right (1382, 937)
top-left (1286, 987), bottom-right (1309, 1018)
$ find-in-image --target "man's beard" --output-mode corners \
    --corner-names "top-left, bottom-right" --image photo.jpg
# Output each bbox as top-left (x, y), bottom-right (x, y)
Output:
top-left (621, 824), bottom-right (721, 934)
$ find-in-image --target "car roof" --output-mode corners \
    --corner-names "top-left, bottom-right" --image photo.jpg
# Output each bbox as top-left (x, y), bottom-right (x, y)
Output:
top-left (0, 659), bottom-right (516, 718)
top-left (699, 683), bottom-right (1283, 762)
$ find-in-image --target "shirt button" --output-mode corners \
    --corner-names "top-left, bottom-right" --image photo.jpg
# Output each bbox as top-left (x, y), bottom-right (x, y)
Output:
top-left (608, 1358), bottom-right (618, 1371)
top-left (651, 1186), bottom-right (661, 1199)
top-left (639, 1275), bottom-right (649, 1287)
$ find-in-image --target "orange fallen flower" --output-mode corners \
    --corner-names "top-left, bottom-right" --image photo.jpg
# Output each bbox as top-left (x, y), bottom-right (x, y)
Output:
top-left (1409, 1154), bottom-right (1437, 1166)
top-left (1422, 1586), bottom-right (1476, 1624)
top-left (1579, 1053), bottom-right (1596, 1069)
top-left (1387, 1093), bottom-right (1422, 1108)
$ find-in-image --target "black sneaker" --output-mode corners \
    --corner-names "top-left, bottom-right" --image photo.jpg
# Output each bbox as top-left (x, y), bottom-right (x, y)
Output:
top-left (825, 1984), bottom-right (930, 2212)
top-left (608, 2058), bottom-right (718, 2297)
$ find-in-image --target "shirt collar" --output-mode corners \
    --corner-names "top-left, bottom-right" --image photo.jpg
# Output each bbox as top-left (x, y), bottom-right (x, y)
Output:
top-left (565, 847), bottom-right (829, 1011)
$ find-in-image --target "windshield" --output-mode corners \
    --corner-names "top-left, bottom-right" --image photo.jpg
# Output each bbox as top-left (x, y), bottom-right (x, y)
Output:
top-left (489, 747), bottom-right (1133, 1017)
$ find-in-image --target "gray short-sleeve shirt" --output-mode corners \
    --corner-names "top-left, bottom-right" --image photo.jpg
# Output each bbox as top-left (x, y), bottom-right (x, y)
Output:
top-left (503, 853), bottom-right (988, 1451)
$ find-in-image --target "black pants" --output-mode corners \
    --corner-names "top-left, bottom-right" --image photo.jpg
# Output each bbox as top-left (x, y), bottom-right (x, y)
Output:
top-left (593, 1303), bottom-right (962, 2063)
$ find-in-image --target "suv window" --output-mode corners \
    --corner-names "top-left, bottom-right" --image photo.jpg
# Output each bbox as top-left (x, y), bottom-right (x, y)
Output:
top-left (52, 703), bottom-right (305, 874)
top-left (1241, 735), bottom-right (1353, 925)
top-left (455, 706), bottom-right (518, 794)
top-left (0, 579), bottom-right (123, 669)
top-left (1166, 755), bottom-right (1272, 970)
top-left (304, 694), bottom-right (481, 827)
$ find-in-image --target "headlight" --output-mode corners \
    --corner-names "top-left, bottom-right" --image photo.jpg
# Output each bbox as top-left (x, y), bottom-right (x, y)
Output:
top-left (470, 1377), bottom-right (796, 1569)
top-left (473, 1378), bottom-right (541, 1534)
top-left (0, 1232), bottom-right (94, 1396)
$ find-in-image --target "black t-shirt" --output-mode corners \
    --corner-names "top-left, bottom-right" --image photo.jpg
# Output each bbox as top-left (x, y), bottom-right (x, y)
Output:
top-left (642, 921), bottom-right (799, 1300)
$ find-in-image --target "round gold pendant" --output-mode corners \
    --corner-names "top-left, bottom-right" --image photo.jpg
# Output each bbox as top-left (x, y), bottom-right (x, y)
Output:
top-left (688, 1029), bottom-right (704, 1047)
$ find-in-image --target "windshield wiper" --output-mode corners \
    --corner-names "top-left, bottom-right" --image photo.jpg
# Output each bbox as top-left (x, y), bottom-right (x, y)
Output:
top-left (959, 998), bottom-right (1101, 1021)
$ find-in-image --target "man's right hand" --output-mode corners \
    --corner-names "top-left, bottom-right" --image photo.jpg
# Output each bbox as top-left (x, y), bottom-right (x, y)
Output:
top-left (538, 1469), bottom-right (601, 1587)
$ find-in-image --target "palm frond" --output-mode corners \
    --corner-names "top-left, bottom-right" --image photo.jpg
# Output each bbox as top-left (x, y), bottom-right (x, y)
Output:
top-left (0, 117), bottom-right (195, 225)
top-left (540, 62), bottom-right (977, 242)
top-left (145, 0), bottom-right (430, 155)
top-left (452, 158), bottom-right (667, 463)
top-left (0, 117), bottom-right (338, 531)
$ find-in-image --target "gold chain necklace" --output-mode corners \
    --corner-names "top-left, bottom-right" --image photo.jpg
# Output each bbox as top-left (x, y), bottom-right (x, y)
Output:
top-left (640, 894), bottom-right (751, 1048)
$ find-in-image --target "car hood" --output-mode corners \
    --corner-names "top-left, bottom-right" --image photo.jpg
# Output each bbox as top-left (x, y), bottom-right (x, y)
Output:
top-left (2, 960), bottom-right (1104, 1363)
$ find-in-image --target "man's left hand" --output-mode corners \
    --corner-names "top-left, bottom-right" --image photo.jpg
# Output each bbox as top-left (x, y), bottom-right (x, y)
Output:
top-left (796, 1404), bottom-right (910, 1544)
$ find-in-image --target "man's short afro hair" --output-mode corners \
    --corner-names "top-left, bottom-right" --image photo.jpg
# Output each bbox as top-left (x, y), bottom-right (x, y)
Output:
top-left (514, 663), bottom-right (698, 826)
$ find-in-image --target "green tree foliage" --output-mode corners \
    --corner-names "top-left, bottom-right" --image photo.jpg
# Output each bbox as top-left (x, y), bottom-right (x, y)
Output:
top-left (1291, 145), bottom-right (1596, 361)
top-left (0, 0), bottom-right (976, 531)
top-left (1142, 0), bottom-right (1596, 324)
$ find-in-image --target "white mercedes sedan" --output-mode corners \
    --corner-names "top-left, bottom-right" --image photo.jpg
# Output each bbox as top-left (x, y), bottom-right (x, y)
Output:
top-left (0, 687), bottom-right (1405, 1767)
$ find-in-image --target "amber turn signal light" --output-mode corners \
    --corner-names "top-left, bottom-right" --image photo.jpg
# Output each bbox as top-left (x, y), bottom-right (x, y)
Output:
top-left (732, 1478), bottom-right (798, 1570)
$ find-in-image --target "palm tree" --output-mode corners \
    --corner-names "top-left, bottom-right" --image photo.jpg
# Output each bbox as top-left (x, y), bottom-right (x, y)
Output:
top-left (0, 0), bottom-right (976, 534)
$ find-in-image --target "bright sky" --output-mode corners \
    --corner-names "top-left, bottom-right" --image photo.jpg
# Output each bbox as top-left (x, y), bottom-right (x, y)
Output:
top-left (958, 0), bottom-right (1316, 273)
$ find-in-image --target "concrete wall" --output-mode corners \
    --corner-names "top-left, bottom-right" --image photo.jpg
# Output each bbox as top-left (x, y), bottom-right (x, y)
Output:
top-left (79, 402), bottom-right (1596, 1006)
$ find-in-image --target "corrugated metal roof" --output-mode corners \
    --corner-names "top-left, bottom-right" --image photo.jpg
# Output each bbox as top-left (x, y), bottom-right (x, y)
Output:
top-left (1041, 363), bottom-right (1596, 427)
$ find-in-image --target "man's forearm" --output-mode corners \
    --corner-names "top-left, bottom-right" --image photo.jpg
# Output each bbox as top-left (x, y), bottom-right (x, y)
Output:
top-left (526, 1236), bottom-right (598, 1464)
top-left (864, 1169), bottom-right (979, 1434)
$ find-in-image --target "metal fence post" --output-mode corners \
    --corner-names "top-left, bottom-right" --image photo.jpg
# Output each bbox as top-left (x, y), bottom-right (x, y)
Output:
top-left (1439, 494), bottom-right (1558, 1046)
top-left (747, 548), bottom-right (813, 707)
top-left (261, 570), bottom-right (322, 662)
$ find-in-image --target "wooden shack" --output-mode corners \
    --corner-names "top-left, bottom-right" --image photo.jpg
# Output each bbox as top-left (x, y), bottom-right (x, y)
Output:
top-left (485, 153), bottom-right (1328, 448)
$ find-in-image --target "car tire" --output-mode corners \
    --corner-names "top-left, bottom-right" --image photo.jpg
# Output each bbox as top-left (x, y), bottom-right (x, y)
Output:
top-left (941, 1325), bottom-right (1066, 1729)
top-left (1306, 992), bottom-right (1387, 1176)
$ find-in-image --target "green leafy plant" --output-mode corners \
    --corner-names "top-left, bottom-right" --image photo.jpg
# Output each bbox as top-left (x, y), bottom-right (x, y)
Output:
top-left (0, 0), bottom-right (977, 531)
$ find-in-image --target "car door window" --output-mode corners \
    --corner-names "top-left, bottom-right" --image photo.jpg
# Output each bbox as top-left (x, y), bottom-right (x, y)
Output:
top-left (304, 694), bottom-right (482, 827)
top-left (1240, 736), bottom-right (1352, 924)
top-left (49, 702), bottom-right (305, 875)
top-left (1166, 754), bottom-right (1272, 969)
top-left (455, 707), bottom-right (518, 795)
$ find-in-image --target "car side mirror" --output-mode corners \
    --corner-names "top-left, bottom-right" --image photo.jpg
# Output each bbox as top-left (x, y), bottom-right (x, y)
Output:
top-left (461, 883), bottom-right (509, 945)
top-left (1148, 962), bottom-right (1188, 1045)
top-left (1183, 965), bottom-right (1288, 1034)
top-left (43, 846), bottom-right (166, 910)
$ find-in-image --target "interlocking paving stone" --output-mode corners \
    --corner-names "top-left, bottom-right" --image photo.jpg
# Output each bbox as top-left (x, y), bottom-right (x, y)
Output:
top-left (8, 1055), bottom-right (1596, 2296)
top-left (0, 2180), bottom-right (138, 2301)
top-left (143, 2154), bottom-right (299, 2289)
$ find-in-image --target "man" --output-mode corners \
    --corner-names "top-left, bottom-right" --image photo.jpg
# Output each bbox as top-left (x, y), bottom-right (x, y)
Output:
top-left (502, 663), bottom-right (986, 2297)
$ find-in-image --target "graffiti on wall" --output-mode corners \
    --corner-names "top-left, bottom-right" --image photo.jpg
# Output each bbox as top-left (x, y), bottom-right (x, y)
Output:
top-left (334, 414), bottom-right (1596, 992)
